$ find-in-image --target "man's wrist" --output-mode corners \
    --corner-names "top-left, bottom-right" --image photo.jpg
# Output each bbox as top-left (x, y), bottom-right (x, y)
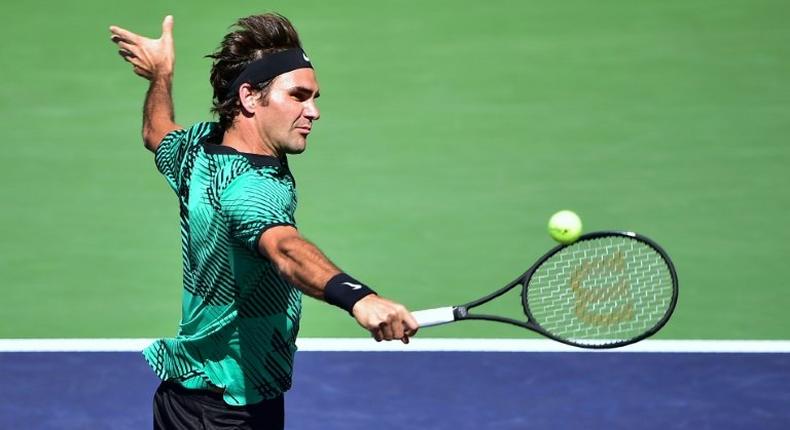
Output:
top-left (323, 273), bottom-right (376, 315)
top-left (151, 72), bottom-right (173, 84)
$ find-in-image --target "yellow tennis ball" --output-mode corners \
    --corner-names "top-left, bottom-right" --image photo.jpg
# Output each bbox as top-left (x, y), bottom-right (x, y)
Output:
top-left (548, 210), bottom-right (583, 244)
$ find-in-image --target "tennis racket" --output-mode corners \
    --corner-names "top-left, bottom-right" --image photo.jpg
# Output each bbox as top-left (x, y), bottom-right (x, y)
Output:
top-left (412, 231), bottom-right (678, 349)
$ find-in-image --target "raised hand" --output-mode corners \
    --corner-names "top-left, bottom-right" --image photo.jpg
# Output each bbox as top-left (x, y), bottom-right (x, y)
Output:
top-left (109, 16), bottom-right (175, 80)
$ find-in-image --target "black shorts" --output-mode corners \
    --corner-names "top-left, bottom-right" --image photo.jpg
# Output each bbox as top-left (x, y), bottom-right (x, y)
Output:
top-left (153, 381), bottom-right (284, 430)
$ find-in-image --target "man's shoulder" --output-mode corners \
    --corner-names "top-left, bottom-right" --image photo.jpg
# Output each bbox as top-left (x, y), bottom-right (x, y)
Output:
top-left (208, 151), bottom-right (291, 189)
top-left (190, 121), bottom-right (220, 133)
top-left (157, 121), bottom-right (219, 159)
top-left (173, 121), bottom-right (219, 145)
top-left (221, 167), bottom-right (294, 198)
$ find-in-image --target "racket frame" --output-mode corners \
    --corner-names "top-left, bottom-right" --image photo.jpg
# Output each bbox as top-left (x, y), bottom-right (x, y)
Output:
top-left (449, 231), bottom-right (679, 349)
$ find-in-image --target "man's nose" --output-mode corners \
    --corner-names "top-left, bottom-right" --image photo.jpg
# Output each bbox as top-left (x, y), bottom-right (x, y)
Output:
top-left (304, 101), bottom-right (320, 121)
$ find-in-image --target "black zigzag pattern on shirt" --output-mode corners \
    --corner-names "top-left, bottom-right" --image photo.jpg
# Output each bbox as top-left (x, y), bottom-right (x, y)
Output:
top-left (179, 157), bottom-right (253, 305)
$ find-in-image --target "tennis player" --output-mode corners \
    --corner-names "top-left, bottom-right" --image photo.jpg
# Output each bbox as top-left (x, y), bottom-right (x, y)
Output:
top-left (109, 13), bottom-right (418, 429)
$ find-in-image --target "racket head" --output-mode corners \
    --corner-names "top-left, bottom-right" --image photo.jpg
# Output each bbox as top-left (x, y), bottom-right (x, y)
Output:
top-left (521, 231), bottom-right (678, 349)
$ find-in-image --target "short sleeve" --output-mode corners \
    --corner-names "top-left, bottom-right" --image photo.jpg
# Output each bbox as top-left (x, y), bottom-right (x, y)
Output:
top-left (221, 172), bottom-right (296, 253)
top-left (154, 122), bottom-right (216, 192)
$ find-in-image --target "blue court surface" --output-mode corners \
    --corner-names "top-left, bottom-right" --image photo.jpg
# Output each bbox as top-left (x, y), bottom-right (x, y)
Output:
top-left (1, 341), bottom-right (789, 429)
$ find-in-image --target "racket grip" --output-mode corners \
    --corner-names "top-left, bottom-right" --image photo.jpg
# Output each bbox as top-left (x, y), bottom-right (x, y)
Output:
top-left (412, 307), bottom-right (456, 328)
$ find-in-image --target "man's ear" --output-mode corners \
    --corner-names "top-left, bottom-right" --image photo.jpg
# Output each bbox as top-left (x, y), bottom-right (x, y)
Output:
top-left (239, 83), bottom-right (257, 114)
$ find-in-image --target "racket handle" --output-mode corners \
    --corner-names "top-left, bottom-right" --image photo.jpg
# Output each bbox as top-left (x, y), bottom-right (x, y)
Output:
top-left (412, 307), bottom-right (457, 328)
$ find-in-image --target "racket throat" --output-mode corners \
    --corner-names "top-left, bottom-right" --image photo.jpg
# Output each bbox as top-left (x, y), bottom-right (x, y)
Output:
top-left (454, 307), bottom-right (469, 320)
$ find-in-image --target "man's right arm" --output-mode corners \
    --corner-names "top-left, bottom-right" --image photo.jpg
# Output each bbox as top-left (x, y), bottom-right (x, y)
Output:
top-left (259, 225), bottom-right (419, 343)
top-left (110, 16), bottom-right (181, 152)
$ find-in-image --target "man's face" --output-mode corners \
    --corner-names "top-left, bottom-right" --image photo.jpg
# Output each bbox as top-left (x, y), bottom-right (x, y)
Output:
top-left (254, 68), bottom-right (320, 155)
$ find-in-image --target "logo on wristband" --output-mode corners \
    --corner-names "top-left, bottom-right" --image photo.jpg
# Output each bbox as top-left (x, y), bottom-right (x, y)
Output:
top-left (342, 282), bottom-right (363, 290)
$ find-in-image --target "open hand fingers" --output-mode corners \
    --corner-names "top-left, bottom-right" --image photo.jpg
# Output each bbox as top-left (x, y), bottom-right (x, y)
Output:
top-left (110, 34), bottom-right (134, 46)
top-left (161, 15), bottom-right (174, 40)
top-left (132, 66), bottom-right (151, 79)
top-left (115, 40), bottom-right (134, 51)
top-left (109, 21), bottom-right (173, 81)
top-left (109, 25), bottom-right (142, 45)
top-left (111, 34), bottom-right (141, 64)
top-left (117, 50), bottom-right (147, 72)
top-left (117, 54), bottom-right (152, 79)
top-left (116, 41), bottom-right (140, 58)
top-left (118, 50), bottom-right (135, 62)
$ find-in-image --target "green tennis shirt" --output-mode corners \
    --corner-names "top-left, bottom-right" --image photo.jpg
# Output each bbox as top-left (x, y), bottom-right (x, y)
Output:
top-left (142, 122), bottom-right (302, 406)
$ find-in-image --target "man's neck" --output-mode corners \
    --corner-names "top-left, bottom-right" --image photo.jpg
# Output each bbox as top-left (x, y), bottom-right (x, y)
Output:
top-left (221, 120), bottom-right (279, 157)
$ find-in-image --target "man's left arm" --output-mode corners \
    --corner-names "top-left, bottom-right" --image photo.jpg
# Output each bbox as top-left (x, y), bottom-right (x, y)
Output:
top-left (110, 16), bottom-right (181, 152)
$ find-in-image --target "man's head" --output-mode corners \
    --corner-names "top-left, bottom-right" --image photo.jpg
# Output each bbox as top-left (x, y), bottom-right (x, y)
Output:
top-left (208, 13), bottom-right (320, 154)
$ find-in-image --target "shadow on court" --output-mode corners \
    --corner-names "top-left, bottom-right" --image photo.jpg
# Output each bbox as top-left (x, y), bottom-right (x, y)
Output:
top-left (1, 351), bottom-right (788, 429)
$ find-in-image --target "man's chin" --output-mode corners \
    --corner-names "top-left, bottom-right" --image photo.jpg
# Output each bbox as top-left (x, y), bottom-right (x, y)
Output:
top-left (284, 144), bottom-right (307, 155)
top-left (281, 135), bottom-right (308, 154)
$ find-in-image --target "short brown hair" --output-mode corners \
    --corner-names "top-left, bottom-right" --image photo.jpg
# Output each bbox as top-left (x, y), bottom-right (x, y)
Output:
top-left (207, 13), bottom-right (304, 130)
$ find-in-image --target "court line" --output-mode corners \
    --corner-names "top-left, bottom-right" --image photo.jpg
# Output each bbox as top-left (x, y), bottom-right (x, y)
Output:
top-left (1, 338), bottom-right (789, 353)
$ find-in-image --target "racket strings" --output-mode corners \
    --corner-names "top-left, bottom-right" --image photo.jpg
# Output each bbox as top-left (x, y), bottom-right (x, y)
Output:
top-left (526, 236), bottom-right (674, 347)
